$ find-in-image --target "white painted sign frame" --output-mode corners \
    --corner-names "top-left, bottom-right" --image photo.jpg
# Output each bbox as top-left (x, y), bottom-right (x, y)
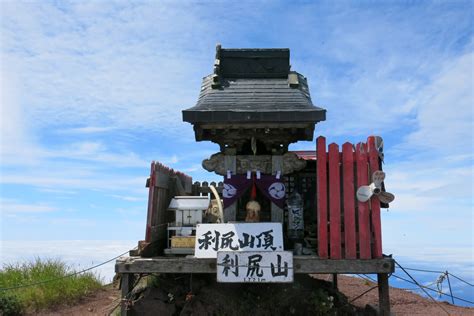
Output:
top-left (194, 223), bottom-right (284, 258)
top-left (216, 251), bottom-right (294, 283)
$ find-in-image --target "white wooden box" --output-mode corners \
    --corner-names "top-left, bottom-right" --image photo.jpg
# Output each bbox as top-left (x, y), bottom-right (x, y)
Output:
top-left (168, 196), bottom-right (209, 226)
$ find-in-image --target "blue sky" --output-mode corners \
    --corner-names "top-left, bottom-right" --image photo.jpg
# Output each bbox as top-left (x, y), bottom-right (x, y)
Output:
top-left (0, 0), bottom-right (472, 265)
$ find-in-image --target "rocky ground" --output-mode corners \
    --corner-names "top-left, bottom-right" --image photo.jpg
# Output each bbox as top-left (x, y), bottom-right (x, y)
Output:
top-left (31, 274), bottom-right (473, 316)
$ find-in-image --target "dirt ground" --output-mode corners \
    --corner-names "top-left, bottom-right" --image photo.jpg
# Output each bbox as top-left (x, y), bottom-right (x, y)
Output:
top-left (316, 274), bottom-right (473, 316)
top-left (31, 274), bottom-right (473, 316)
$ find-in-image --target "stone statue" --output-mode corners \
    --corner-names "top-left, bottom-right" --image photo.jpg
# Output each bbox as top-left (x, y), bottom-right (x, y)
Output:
top-left (245, 200), bottom-right (261, 222)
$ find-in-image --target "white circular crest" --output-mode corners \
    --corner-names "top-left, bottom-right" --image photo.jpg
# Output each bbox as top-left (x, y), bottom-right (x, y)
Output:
top-left (223, 183), bottom-right (237, 198)
top-left (268, 182), bottom-right (285, 199)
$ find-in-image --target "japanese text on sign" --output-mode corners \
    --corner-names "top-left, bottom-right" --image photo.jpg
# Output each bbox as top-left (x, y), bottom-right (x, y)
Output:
top-left (195, 223), bottom-right (284, 258)
top-left (217, 251), bottom-right (293, 283)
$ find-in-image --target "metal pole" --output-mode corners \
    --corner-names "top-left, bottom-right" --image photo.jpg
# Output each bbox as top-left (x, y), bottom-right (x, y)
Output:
top-left (446, 271), bottom-right (455, 305)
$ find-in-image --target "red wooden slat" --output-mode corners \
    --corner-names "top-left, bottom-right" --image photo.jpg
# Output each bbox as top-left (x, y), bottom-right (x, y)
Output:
top-left (342, 142), bottom-right (356, 259)
top-left (145, 161), bottom-right (156, 242)
top-left (367, 136), bottom-right (383, 258)
top-left (356, 143), bottom-right (371, 259)
top-left (328, 143), bottom-right (342, 259)
top-left (316, 136), bottom-right (328, 258)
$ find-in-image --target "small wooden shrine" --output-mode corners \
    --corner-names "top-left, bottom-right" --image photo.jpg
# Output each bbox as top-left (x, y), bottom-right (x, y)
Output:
top-left (116, 46), bottom-right (395, 316)
top-left (183, 46), bottom-right (326, 226)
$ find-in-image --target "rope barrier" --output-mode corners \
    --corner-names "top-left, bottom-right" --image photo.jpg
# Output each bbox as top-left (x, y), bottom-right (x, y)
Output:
top-left (360, 274), bottom-right (376, 283)
top-left (391, 274), bottom-right (474, 305)
top-left (100, 274), bottom-right (143, 315)
top-left (403, 267), bottom-right (445, 274)
top-left (394, 260), bottom-right (450, 315)
top-left (395, 264), bottom-right (473, 288)
top-left (348, 285), bottom-right (379, 304)
top-left (1, 245), bottom-right (472, 312)
top-left (0, 248), bottom-right (135, 291)
top-left (448, 273), bottom-right (474, 287)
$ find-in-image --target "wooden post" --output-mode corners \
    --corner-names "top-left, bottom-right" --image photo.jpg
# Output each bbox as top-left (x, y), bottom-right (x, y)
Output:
top-left (356, 143), bottom-right (371, 259)
top-left (377, 273), bottom-right (390, 315)
top-left (145, 162), bottom-right (156, 242)
top-left (367, 136), bottom-right (383, 258)
top-left (316, 136), bottom-right (328, 258)
top-left (332, 273), bottom-right (338, 290)
top-left (121, 273), bottom-right (135, 316)
top-left (342, 143), bottom-right (356, 259)
top-left (328, 143), bottom-right (341, 259)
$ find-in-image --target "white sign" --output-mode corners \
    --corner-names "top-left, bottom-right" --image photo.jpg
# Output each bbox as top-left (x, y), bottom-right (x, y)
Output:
top-left (194, 223), bottom-right (284, 258)
top-left (217, 251), bottom-right (293, 283)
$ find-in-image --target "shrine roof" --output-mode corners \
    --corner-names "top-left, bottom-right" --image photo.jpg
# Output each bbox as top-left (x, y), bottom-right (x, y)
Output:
top-left (182, 47), bottom-right (326, 125)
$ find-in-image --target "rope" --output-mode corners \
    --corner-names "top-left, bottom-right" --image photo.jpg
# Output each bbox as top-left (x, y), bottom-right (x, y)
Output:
top-left (348, 285), bottom-right (379, 304)
top-left (391, 274), bottom-right (474, 305)
top-left (359, 274), bottom-right (377, 283)
top-left (101, 274), bottom-right (143, 315)
top-left (395, 260), bottom-right (450, 315)
top-left (436, 272), bottom-right (447, 297)
top-left (0, 248), bottom-right (135, 291)
top-left (398, 265), bottom-right (473, 287)
top-left (403, 267), bottom-right (445, 274)
top-left (448, 272), bottom-right (474, 287)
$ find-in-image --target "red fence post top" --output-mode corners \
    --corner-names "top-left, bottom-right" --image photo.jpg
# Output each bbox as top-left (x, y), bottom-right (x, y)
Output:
top-left (367, 136), bottom-right (378, 154)
top-left (342, 142), bottom-right (353, 156)
top-left (316, 136), bottom-right (326, 146)
top-left (150, 161), bottom-right (156, 187)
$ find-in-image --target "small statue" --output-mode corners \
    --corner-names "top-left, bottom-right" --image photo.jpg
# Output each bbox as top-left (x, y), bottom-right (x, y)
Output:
top-left (245, 200), bottom-right (261, 222)
top-left (205, 199), bottom-right (222, 223)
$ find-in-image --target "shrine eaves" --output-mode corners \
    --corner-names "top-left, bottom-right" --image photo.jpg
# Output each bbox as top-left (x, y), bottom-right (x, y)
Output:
top-left (182, 45), bottom-right (326, 155)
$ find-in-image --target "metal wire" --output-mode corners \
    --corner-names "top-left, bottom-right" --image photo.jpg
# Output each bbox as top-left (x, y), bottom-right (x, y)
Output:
top-left (348, 285), bottom-right (379, 304)
top-left (448, 272), bottom-right (474, 287)
top-left (394, 260), bottom-right (450, 315)
top-left (403, 266), bottom-right (445, 274)
top-left (391, 274), bottom-right (474, 305)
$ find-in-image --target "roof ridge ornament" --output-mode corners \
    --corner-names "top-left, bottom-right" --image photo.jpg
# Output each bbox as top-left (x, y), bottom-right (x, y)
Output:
top-left (288, 71), bottom-right (300, 88)
top-left (212, 44), bottom-right (222, 89)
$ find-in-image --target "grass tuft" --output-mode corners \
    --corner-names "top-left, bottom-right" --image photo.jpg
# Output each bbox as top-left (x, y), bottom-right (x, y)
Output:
top-left (0, 257), bottom-right (102, 314)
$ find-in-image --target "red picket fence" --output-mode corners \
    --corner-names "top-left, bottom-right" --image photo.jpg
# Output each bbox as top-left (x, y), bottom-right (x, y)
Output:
top-left (317, 136), bottom-right (383, 259)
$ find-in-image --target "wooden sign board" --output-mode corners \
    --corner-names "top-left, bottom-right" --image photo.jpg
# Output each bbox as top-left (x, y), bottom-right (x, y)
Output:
top-left (217, 251), bottom-right (293, 283)
top-left (194, 223), bottom-right (284, 258)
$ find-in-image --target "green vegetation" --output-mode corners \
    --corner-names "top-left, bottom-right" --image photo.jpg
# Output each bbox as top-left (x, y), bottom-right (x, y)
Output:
top-left (0, 258), bottom-right (102, 315)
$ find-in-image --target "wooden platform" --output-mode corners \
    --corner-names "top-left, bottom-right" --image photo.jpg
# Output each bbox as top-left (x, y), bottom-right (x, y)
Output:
top-left (115, 256), bottom-right (394, 274)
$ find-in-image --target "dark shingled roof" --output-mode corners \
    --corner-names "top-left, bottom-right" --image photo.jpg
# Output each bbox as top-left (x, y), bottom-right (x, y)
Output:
top-left (182, 47), bottom-right (326, 124)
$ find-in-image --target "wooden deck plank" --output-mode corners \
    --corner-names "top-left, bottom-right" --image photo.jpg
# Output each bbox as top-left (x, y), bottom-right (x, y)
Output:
top-left (316, 137), bottom-right (328, 258)
top-left (115, 256), bottom-right (395, 274)
top-left (356, 143), bottom-right (371, 259)
top-left (342, 143), bottom-right (356, 259)
top-left (328, 143), bottom-right (341, 259)
top-left (367, 136), bottom-right (383, 259)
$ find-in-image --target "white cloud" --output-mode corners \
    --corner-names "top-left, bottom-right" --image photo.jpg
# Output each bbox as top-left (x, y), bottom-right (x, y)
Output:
top-left (0, 1), bottom-right (472, 256)
top-left (401, 52), bottom-right (473, 154)
top-left (0, 1), bottom-right (210, 135)
top-left (110, 195), bottom-right (144, 202)
top-left (0, 171), bottom-right (145, 193)
top-left (59, 126), bottom-right (116, 134)
top-left (1, 200), bottom-right (57, 215)
top-left (49, 218), bottom-right (97, 228)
